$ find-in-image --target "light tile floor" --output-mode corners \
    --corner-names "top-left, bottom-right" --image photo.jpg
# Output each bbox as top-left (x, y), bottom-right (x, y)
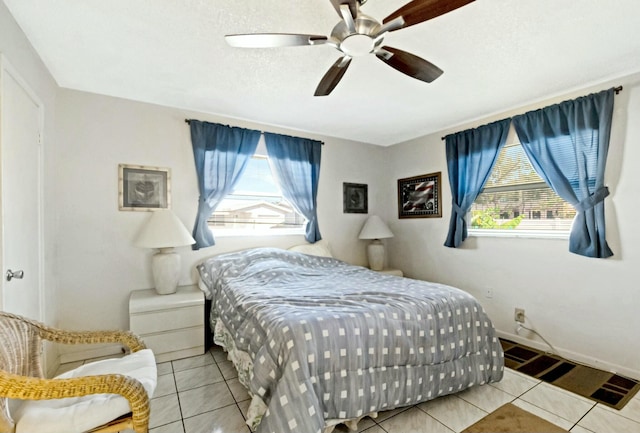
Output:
top-left (57, 346), bottom-right (640, 433)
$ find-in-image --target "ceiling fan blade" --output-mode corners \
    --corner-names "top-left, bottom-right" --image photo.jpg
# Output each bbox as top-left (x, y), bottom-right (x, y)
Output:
top-left (383, 0), bottom-right (474, 31)
top-left (329, 0), bottom-right (359, 20)
top-left (376, 46), bottom-right (443, 83)
top-left (225, 33), bottom-right (328, 48)
top-left (314, 56), bottom-right (352, 96)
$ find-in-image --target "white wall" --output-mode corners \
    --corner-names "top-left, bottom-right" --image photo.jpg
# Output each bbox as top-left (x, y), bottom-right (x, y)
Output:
top-left (385, 73), bottom-right (640, 379)
top-left (53, 89), bottom-right (386, 359)
top-left (0, 2), bottom-right (58, 328)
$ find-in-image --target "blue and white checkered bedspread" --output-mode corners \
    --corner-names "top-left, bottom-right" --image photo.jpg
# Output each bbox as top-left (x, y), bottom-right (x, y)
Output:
top-left (197, 248), bottom-right (504, 433)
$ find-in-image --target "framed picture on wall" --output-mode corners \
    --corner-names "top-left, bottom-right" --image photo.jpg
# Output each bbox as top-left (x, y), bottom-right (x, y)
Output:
top-left (343, 182), bottom-right (368, 214)
top-left (118, 164), bottom-right (171, 211)
top-left (397, 172), bottom-right (442, 219)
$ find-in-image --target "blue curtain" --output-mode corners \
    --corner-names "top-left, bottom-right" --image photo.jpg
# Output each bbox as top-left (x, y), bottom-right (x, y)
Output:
top-left (264, 132), bottom-right (323, 243)
top-left (189, 121), bottom-right (260, 249)
top-left (444, 119), bottom-right (512, 248)
top-left (513, 88), bottom-right (614, 258)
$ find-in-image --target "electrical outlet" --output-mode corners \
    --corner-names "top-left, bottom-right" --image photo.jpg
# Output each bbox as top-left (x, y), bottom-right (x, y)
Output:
top-left (514, 308), bottom-right (525, 323)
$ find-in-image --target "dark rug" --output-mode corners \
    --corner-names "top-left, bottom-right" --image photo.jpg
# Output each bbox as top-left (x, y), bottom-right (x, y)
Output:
top-left (462, 403), bottom-right (568, 433)
top-left (501, 339), bottom-right (640, 410)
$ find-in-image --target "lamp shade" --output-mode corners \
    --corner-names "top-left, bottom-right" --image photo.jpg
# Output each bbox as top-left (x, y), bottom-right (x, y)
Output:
top-left (134, 209), bottom-right (195, 249)
top-left (358, 215), bottom-right (393, 240)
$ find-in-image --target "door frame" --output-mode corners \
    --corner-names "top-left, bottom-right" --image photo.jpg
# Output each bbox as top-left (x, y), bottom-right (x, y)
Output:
top-left (0, 53), bottom-right (46, 321)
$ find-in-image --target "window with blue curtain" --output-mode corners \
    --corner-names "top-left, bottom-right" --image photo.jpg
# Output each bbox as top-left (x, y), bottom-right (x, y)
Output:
top-left (469, 140), bottom-right (576, 235)
top-left (449, 87), bottom-right (616, 258)
top-left (189, 120), bottom-right (322, 248)
top-left (208, 138), bottom-right (307, 235)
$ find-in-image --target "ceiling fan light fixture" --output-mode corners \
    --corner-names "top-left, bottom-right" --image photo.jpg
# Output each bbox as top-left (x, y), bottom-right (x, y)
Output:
top-left (340, 34), bottom-right (374, 57)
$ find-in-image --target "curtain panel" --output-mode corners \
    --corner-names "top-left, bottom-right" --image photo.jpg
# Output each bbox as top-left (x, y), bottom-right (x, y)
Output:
top-left (444, 119), bottom-right (512, 248)
top-left (264, 133), bottom-right (323, 243)
top-left (264, 132), bottom-right (322, 243)
top-left (512, 88), bottom-right (615, 258)
top-left (189, 121), bottom-right (260, 249)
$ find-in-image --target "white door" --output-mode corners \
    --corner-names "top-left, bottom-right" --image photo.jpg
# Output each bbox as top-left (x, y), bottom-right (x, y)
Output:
top-left (0, 55), bottom-right (44, 321)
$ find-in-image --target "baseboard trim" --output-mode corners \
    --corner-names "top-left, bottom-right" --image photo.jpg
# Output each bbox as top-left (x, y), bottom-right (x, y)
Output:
top-left (496, 329), bottom-right (640, 381)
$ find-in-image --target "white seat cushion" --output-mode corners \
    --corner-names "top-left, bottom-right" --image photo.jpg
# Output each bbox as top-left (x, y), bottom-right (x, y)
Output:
top-left (14, 348), bottom-right (157, 433)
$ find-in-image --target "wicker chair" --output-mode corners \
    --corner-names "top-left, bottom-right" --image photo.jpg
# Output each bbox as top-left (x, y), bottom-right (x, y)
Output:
top-left (0, 311), bottom-right (157, 433)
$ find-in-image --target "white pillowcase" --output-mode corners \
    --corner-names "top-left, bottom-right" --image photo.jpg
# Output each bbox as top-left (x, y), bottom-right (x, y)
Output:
top-left (287, 239), bottom-right (333, 258)
top-left (14, 348), bottom-right (157, 433)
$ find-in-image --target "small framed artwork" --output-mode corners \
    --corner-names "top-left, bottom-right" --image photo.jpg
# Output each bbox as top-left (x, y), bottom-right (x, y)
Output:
top-left (119, 164), bottom-right (171, 211)
top-left (398, 172), bottom-right (442, 219)
top-left (343, 182), bottom-right (368, 214)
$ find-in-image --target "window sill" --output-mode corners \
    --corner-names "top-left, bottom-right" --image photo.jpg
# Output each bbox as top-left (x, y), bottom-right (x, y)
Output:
top-left (209, 228), bottom-right (305, 237)
top-left (468, 229), bottom-right (569, 240)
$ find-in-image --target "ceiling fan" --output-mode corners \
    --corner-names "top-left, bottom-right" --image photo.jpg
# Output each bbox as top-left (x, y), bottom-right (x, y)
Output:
top-left (225, 0), bottom-right (474, 96)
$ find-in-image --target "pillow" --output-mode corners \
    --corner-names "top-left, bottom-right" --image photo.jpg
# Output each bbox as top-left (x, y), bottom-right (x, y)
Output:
top-left (287, 239), bottom-right (333, 258)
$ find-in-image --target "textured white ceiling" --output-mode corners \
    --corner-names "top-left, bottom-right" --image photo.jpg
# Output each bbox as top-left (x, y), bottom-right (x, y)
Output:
top-left (5, 0), bottom-right (640, 145)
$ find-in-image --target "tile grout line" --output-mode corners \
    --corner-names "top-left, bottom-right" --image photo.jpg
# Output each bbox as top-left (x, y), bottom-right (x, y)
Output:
top-left (414, 394), bottom-right (484, 432)
top-left (514, 380), bottom-right (595, 429)
top-left (210, 349), bottom-right (253, 432)
top-left (152, 353), bottom-right (241, 432)
top-left (211, 348), bottom-right (253, 431)
top-left (570, 403), bottom-right (599, 432)
top-left (596, 399), bottom-right (640, 425)
top-left (171, 361), bottom-right (187, 433)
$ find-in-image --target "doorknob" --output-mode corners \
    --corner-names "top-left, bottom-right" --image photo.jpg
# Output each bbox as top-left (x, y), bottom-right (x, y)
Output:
top-left (6, 269), bottom-right (24, 281)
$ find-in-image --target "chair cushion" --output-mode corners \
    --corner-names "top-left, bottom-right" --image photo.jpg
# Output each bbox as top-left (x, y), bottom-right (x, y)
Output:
top-left (14, 349), bottom-right (157, 433)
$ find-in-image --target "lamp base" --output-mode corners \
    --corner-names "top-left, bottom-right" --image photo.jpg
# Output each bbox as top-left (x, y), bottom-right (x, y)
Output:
top-left (367, 239), bottom-right (385, 271)
top-left (151, 248), bottom-right (180, 295)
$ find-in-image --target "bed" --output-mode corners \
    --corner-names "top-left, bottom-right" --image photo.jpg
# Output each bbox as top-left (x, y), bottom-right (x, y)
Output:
top-left (196, 246), bottom-right (504, 433)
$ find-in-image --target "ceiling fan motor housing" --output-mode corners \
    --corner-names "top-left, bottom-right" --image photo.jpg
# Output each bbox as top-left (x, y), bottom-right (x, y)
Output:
top-left (331, 14), bottom-right (382, 57)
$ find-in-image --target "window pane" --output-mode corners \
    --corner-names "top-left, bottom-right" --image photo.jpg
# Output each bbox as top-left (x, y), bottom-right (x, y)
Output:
top-left (470, 142), bottom-right (575, 233)
top-left (208, 154), bottom-right (306, 234)
top-left (472, 187), bottom-right (575, 231)
top-left (485, 143), bottom-right (543, 188)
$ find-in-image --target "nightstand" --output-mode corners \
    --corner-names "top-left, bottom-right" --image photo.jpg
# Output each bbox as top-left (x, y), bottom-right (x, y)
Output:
top-left (375, 268), bottom-right (403, 277)
top-left (129, 284), bottom-right (204, 362)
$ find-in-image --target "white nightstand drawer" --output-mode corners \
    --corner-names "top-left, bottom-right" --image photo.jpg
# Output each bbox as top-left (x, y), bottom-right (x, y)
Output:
top-left (130, 305), bottom-right (202, 335)
top-left (129, 285), bottom-right (205, 361)
top-left (142, 327), bottom-right (204, 355)
top-left (129, 286), bottom-right (203, 313)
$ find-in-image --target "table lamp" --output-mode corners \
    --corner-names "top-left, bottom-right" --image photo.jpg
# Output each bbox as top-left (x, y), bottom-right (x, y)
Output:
top-left (358, 215), bottom-right (394, 271)
top-left (134, 209), bottom-right (195, 295)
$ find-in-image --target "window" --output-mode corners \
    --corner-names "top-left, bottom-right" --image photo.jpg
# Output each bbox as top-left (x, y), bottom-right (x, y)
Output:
top-left (208, 139), bottom-right (306, 236)
top-left (469, 142), bottom-right (575, 237)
